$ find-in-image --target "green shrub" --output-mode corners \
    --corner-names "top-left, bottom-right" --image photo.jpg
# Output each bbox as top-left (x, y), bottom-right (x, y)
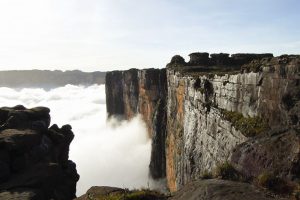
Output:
top-left (221, 110), bottom-right (269, 137)
top-left (257, 172), bottom-right (294, 194)
top-left (214, 162), bottom-right (240, 181)
top-left (201, 171), bottom-right (213, 179)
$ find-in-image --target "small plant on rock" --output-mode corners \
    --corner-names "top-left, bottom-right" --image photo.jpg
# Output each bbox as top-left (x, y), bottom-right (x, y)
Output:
top-left (201, 170), bottom-right (213, 179)
top-left (257, 172), bottom-right (295, 195)
top-left (214, 162), bottom-right (240, 181)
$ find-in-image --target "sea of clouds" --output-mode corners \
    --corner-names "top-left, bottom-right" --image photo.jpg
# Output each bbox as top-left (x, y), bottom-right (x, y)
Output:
top-left (0, 84), bottom-right (152, 195)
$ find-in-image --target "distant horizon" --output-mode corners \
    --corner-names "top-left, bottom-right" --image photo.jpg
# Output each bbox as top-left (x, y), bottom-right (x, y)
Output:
top-left (0, 69), bottom-right (106, 73)
top-left (0, 51), bottom-right (298, 72)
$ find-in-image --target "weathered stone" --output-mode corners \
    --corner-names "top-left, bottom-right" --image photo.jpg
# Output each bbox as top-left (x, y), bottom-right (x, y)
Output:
top-left (231, 53), bottom-right (273, 66)
top-left (0, 129), bottom-right (42, 152)
top-left (166, 52), bottom-right (274, 69)
top-left (210, 53), bottom-right (230, 65)
top-left (0, 106), bottom-right (50, 131)
top-left (231, 128), bottom-right (300, 180)
top-left (170, 179), bottom-right (288, 200)
top-left (75, 186), bottom-right (166, 200)
top-left (188, 52), bottom-right (209, 65)
top-left (167, 55), bottom-right (186, 68)
top-left (165, 55), bottom-right (300, 191)
top-left (0, 106), bottom-right (78, 200)
top-left (0, 188), bottom-right (45, 200)
top-left (105, 54), bottom-right (300, 195)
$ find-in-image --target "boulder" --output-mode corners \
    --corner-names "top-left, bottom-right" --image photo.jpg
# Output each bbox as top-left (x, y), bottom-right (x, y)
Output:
top-left (167, 55), bottom-right (186, 67)
top-left (231, 128), bottom-right (300, 180)
top-left (188, 52), bottom-right (209, 65)
top-left (0, 106), bottom-right (78, 200)
top-left (76, 186), bottom-right (166, 200)
top-left (0, 106), bottom-right (50, 131)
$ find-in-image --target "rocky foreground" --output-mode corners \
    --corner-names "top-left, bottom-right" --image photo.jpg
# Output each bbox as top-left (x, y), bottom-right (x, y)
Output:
top-left (77, 178), bottom-right (290, 200)
top-left (0, 105), bottom-right (79, 200)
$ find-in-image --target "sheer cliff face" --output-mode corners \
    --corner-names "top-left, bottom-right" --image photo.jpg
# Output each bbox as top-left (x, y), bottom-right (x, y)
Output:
top-left (106, 68), bottom-right (167, 179)
top-left (166, 70), bottom-right (248, 191)
top-left (166, 56), bottom-right (300, 191)
top-left (105, 55), bottom-right (300, 192)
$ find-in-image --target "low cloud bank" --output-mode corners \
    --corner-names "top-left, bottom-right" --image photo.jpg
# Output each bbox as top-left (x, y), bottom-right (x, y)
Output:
top-left (0, 85), bottom-right (151, 195)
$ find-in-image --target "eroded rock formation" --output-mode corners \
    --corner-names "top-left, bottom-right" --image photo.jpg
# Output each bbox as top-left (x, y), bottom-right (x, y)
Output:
top-left (165, 55), bottom-right (300, 191)
top-left (105, 53), bottom-right (300, 196)
top-left (0, 105), bottom-right (79, 200)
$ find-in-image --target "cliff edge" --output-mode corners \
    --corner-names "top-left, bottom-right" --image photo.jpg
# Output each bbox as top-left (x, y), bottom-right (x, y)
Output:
top-left (0, 105), bottom-right (79, 200)
top-left (105, 52), bottom-right (300, 198)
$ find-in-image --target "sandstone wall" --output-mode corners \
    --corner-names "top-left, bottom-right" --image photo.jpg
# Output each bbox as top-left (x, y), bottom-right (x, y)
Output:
top-left (165, 56), bottom-right (300, 191)
top-left (105, 55), bottom-right (300, 192)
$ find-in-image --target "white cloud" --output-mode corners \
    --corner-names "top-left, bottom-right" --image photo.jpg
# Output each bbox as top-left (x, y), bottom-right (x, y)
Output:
top-left (0, 84), bottom-right (152, 195)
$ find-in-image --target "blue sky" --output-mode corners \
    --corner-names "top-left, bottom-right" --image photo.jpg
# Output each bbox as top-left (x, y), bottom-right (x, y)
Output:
top-left (0, 0), bottom-right (299, 71)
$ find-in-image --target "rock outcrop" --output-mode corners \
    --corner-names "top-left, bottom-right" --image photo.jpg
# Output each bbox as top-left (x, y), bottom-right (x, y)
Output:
top-left (166, 55), bottom-right (300, 191)
top-left (0, 105), bottom-right (79, 200)
top-left (169, 52), bottom-right (274, 67)
top-left (231, 128), bottom-right (300, 181)
top-left (105, 53), bottom-right (300, 196)
top-left (75, 186), bottom-right (167, 200)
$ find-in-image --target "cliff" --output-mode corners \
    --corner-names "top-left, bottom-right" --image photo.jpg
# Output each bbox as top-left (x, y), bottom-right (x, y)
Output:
top-left (0, 70), bottom-right (105, 88)
top-left (0, 105), bottom-right (79, 200)
top-left (166, 54), bottom-right (300, 191)
top-left (106, 68), bottom-right (167, 179)
top-left (105, 53), bottom-right (300, 197)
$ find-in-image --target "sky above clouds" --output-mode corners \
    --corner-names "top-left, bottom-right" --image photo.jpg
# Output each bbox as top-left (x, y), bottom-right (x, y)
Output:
top-left (0, 0), bottom-right (299, 71)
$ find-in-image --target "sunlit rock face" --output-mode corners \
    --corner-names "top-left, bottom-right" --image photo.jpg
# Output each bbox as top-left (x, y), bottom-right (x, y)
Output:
top-left (0, 105), bottom-right (79, 200)
top-left (166, 69), bottom-right (248, 191)
top-left (105, 68), bottom-right (167, 179)
top-left (165, 55), bottom-right (300, 191)
top-left (105, 54), bottom-right (300, 193)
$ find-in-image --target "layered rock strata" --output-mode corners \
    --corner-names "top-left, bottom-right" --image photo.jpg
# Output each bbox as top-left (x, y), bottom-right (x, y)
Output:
top-left (166, 55), bottom-right (300, 191)
top-left (105, 53), bottom-right (300, 193)
top-left (0, 105), bottom-right (79, 200)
